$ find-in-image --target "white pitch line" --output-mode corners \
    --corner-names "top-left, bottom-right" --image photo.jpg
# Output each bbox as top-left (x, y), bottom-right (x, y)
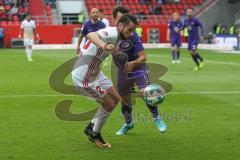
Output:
top-left (169, 91), bottom-right (240, 95)
top-left (147, 54), bottom-right (240, 66)
top-left (0, 91), bottom-right (240, 98)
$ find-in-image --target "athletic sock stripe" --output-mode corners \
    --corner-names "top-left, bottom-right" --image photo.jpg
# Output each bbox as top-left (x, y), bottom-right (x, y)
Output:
top-left (84, 87), bottom-right (101, 101)
top-left (83, 48), bottom-right (102, 86)
top-left (83, 48), bottom-right (103, 87)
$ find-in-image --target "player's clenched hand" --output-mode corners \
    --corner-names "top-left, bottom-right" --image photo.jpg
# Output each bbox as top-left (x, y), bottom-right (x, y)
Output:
top-left (105, 43), bottom-right (117, 53)
top-left (124, 61), bottom-right (136, 74)
top-left (76, 47), bottom-right (81, 56)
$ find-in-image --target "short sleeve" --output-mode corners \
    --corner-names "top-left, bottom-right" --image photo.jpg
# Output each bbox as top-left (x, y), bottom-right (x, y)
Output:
top-left (20, 21), bottom-right (24, 29)
top-left (97, 27), bottom-right (117, 42)
top-left (134, 33), bottom-right (144, 53)
top-left (32, 21), bottom-right (36, 28)
top-left (81, 23), bottom-right (88, 36)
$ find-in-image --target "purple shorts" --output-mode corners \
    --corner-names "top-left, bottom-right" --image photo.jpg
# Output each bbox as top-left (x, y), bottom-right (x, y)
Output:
top-left (171, 37), bottom-right (182, 48)
top-left (117, 64), bottom-right (150, 96)
top-left (188, 40), bottom-right (198, 51)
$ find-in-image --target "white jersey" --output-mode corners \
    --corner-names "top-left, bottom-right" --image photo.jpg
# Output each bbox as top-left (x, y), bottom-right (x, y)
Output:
top-left (72, 27), bottom-right (118, 100)
top-left (101, 18), bottom-right (110, 27)
top-left (21, 19), bottom-right (36, 40)
top-left (72, 27), bottom-right (118, 83)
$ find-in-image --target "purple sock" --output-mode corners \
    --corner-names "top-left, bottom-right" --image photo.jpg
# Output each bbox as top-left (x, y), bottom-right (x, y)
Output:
top-left (191, 54), bottom-right (199, 66)
top-left (121, 105), bottom-right (133, 124)
top-left (147, 104), bottom-right (159, 119)
top-left (177, 51), bottom-right (180, 60)
top-left (172, 50), bottom-right (175, 60)
top-left (196, 52), bottom-right (204, 61)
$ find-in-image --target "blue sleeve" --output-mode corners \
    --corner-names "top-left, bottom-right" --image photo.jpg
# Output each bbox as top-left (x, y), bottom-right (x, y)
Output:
top-left (102, 22), bottom-right (106, 29)
top-left (81, 23), bottom-right (88, 36)
top-left (183, 19), bottom-right (187, 28)
top-left (179, 21), bottom-right (184, 31)
top-left (197, 19), bottom-right (204, 36)
top-left (134, 33), bottom-right (144, 53)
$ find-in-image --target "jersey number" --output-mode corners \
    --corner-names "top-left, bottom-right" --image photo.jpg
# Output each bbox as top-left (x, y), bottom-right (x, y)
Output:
top-left (83, 40), bottom-right (91, 49)
top-left (96, 86), bottom-right (105, 95)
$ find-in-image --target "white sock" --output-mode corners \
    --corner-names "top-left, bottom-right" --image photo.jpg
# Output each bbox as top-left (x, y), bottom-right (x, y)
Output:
top-left (29, 48), bottom-right (32, 59)
top-left (26, 48), bottom-right (30, 60)
top-left (93, 106), bottom-right (110, 133)
top-left (91, 118), bottom-right (96, 124)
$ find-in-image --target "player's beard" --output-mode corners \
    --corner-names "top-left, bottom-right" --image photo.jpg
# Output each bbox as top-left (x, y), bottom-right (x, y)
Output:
top-left (119, 32), bottom-right (127, 40)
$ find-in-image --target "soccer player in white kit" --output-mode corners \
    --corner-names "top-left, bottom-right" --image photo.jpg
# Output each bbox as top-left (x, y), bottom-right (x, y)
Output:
top-left (72, 14), bottom-right (138, 148)
top-left (18, 14), bottom-right (39, 62)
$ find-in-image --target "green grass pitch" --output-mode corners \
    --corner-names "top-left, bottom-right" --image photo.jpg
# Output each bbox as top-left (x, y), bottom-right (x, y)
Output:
top-left (0, 48), bottom-right (240, 160)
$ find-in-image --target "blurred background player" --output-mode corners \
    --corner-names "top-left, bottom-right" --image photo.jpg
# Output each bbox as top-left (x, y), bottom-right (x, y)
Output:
top-left (72, 14), bottom-right (139, 147)
top-left (136, 24), bottom-right (143, 40)
top-left (76, 8), bottom-right (105, 56)
top-left (184, 9), bottom-right (205, 71)
top-left (18, 14), bottom-right (39, 62)
top-left (0, 24), bottom-right (4, 48)
top-left (112, 6), bottom-right (167, 135)
top-left (98, 9), bottom-right (110, 27)
top-left (167, 12), bottom-right (183, 64)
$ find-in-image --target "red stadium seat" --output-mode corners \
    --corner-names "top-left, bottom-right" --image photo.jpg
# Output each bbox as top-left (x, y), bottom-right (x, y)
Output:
top-left (13, 21), bottom-right (20, 26)
top-left (1, 21), bottom-right (7, 26)
top-left (7, 21), bottom-right (13, 26)
top-left (47, 10), bottom-right (52, 16)
top-left (4, 4), bottom-right (10, 11)
top-left (46, 5), bottom-right (51, 11)
top-left (13, 15), bottom-right (19, 21)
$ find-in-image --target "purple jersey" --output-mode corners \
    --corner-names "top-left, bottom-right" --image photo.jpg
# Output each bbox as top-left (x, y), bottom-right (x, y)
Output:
top-left (117, 32), bottom-right (149, 96)
top-left (183, 17), bottom-right (204, 42)
top-left (168, 20), bottom-right (183, 39)
top-left (124, 32), bottom-right (144, 62)
top-left (81, 20), bottom-right (105, 37)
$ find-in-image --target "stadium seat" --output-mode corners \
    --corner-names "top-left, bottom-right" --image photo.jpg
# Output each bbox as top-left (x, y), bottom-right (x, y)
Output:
top-left (13, 15), bottom-right (19, 21)
top-left (47, 10), bottom-right (52, 16)
top-left (13, 21), bottom-right (20, 26)
top-left (84, 0), bottom-right (206, 25)
top-left (0, 21), bottom-right (7, 26)
top-left (4, 4), bottom-right (10, 11)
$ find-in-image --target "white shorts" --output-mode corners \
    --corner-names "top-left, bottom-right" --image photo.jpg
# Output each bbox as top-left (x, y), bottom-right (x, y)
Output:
top-left (72, 71), bottom-right (113, 101)
top-left (24, 39), bottom-right (34, 46)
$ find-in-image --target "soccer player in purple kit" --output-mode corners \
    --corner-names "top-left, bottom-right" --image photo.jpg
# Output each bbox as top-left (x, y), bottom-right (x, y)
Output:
top-left (184, 9), bottom-right (205, 71)
top-left (167, 12), bottom-right (183, 64)
top-left (112, 6), bottom-right (167, 135)
top-left (76, 8), bottom-right (105, 56)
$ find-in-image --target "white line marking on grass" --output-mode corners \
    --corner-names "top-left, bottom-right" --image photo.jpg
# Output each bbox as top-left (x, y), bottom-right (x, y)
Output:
top-left (0, 91), bottom-right (240, 98)
top-left (147, 54), bottom-right (240, 66)
top-left (169, 91), bottom-right (240, 95)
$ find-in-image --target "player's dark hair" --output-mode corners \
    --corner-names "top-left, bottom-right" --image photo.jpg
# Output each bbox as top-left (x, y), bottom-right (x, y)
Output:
top-left (117, 13), bottom-right (138, 26)
top-left (112, 5), bottom-right (130, 19)
top-left (98, 9), bottom-right (103, 13)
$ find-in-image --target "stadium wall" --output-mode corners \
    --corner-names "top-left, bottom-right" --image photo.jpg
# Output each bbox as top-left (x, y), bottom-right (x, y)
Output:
top-left (3, 24), bottom-right (173, 47)
top-left (2, 25), bottom-right (79, 47)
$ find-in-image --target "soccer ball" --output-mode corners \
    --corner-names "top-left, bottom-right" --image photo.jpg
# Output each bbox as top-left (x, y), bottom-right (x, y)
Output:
top-left (143, 84), bottom-right (166, 106)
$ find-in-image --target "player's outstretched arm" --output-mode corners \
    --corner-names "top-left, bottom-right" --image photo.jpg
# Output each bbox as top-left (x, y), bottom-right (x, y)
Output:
top-left (197, 20), bottom-right (204, 42)
top-left (76, 34), bottom-right (83, 54)
top-left (87, 32), bottom-right (116, 52)
top-left (87, 32), bottom-right (106, 49)
top-left (166, 27), bottom-right (170, 42)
